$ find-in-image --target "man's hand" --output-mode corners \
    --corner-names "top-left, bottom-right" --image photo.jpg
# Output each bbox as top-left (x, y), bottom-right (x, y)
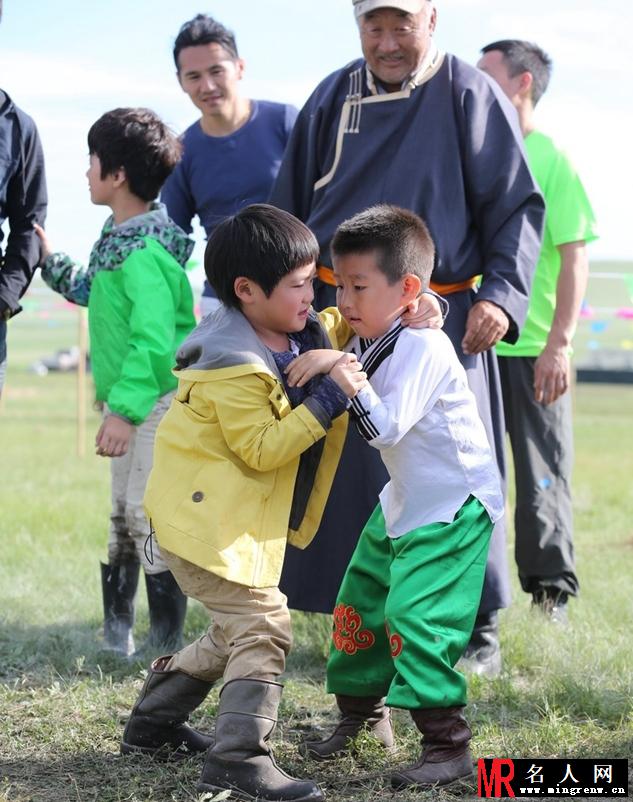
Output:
top-left (329, 353), bottom-right (367, 398)
top-left (462, 300), bottom-right (509, 355)
top-left (534, 346), bottom-right (570, 405)
top-left (401, 293), bottom-right (444, 330)
top-left (285, 349), bottom-right (349, 387)
top-left (33, 223), bottom-right (53, 264)
top-left (95, 415), bottom-right (134, 458)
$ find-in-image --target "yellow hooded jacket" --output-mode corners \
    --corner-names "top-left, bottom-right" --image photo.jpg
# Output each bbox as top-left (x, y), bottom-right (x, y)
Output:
top-left (144, 305), bottom-right (351, 588)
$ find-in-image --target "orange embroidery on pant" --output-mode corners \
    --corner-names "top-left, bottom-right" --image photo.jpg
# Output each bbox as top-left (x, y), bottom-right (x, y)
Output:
top-left (332, 603), bottom-right (376, 654)
top-left (385, 621), bottom-right (403, 657)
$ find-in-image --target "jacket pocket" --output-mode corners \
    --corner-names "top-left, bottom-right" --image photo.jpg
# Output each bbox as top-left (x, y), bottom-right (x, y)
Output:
top-left (166, 459), bottom-right (275, 547)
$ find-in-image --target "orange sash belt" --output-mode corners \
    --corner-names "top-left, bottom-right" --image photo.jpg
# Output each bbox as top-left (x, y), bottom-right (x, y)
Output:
top-left (317, 264), bottom-right (480, 296)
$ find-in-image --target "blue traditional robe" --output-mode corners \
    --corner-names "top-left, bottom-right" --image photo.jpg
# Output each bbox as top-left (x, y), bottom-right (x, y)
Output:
top-left (272, 53), bottom-right (544, 614)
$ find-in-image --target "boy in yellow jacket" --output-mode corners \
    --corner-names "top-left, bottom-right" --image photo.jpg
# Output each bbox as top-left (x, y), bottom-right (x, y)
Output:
top-left (120, 204), bottom-right (442, 802)
top-left (120, 204), bottom-right (361, 802)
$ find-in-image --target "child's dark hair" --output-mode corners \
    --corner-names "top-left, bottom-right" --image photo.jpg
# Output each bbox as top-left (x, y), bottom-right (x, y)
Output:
top-left (87, 108), bottom-right (181, 202)
top-left (173, 14), bottom-right (238, 69)
top-left (205, 204), bottom-right (319, 309)
top-left (331, 204), bottom-right (435, 289)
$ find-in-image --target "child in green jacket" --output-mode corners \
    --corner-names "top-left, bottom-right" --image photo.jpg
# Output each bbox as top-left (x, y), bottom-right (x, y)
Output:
top-left (35, 107), bottom-right (196, 657)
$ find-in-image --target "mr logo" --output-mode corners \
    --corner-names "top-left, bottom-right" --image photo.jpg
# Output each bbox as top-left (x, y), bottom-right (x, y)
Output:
top-left (478, 759), bottom-right (516, 798)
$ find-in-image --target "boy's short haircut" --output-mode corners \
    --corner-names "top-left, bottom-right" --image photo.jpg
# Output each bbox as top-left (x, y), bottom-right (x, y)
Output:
top-left (205, 204), bottom-right (319, 309)
top-left (331, 204), bottom-right (435, 290)
top-left (87, 108), bottom-right (181, 202)
top-left (173, 14), bottom-right (238, 69)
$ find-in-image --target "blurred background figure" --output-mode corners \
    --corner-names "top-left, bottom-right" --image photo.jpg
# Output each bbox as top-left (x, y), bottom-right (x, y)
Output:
top-left (0, 26), bottom-right (47, 397)
top-left (478, 40), bottom-right (598, 626)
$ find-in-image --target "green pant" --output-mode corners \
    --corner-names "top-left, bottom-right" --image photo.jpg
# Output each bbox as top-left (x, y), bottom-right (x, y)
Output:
top-left (326, 496), bottom-right (492, 709)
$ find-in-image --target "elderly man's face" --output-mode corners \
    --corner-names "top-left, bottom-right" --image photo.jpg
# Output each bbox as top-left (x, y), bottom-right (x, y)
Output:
top-left (359, 5), bottom-right (437, 90)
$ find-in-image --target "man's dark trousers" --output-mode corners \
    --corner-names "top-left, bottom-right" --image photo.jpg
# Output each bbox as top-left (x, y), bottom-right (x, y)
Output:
top-left (498, 354), bottom-right (578, 597)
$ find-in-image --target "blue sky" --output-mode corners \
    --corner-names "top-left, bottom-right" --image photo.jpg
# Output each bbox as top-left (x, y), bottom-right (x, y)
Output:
top-left (1, 0), bottom-right (631, 268)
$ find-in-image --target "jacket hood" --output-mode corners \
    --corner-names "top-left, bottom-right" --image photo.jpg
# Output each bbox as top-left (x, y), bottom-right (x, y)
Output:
top-left (98, 202), bottom-right (194, 269)
top-left (176, 306), bottom-right (327, 380)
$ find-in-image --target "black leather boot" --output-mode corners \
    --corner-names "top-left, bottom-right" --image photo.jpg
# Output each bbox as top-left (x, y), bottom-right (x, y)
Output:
top-left (101, 560), bottom-right (140, 656)
top-left (459, 610), bottom-right (501, 678)
top-left (121, 655), bottom-right (213, 759)
top-left (391, 706), bottom-right (473, 790)
top-left (143, 570), bottom-right (187, 652)
top-left (198, 679), bottom-right (323, 801)
top-left (302, 694), bottom-right (393, 759)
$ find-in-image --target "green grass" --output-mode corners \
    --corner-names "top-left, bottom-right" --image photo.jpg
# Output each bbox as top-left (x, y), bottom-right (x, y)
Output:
top-left (1, 282), bottom-right (632, 801)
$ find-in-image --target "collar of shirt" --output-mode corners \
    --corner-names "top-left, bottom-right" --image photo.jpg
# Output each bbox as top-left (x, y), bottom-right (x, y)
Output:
top-left (366, 42), bottom-right (441, 95)
top-left (357, 317), bottom-right (405, 361)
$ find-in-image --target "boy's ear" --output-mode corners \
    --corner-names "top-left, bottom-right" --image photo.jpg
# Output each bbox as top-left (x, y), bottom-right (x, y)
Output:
top-left (111, 167), bottom-right (127, 189)
top-left (402, 274), bottom-right (422, 302)
top-left (234, 276), bottom-right (256, 304)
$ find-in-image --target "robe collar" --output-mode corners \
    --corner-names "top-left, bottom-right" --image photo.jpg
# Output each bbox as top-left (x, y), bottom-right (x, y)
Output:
top-left (366, 42), bottom-right (442, 95)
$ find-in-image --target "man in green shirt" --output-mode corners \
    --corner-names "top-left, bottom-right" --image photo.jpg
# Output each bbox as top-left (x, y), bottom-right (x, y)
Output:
top-left (477, 40), bottom-right (597, 624)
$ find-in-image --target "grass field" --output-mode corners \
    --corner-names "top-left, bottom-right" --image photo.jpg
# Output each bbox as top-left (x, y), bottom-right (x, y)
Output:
top-left (1, 274), bottom-right (632, 802)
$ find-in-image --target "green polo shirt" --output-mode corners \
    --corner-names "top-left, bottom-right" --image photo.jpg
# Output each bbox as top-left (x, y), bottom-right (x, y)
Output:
top-left (497, 130), bottom-right (598, 357)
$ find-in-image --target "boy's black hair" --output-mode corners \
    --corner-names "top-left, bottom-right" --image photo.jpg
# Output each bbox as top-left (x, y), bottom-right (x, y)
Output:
top-left (481, 39), bottom-right (552, 106)
top-left (87, 108), bottom-right (181, 202)
top-left (205, 204), bottom-right (319, 309)
top-left (331, 204), bottom-right (435, 290)
top-left (173, 14), bottom-right (238, 69)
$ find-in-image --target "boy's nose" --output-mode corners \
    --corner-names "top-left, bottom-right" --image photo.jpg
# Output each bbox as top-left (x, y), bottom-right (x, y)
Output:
top-left (338, 288), bottom-right (351, 312)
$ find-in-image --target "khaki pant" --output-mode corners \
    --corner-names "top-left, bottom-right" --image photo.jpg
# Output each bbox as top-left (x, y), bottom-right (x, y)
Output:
top-left (161, 549), bottom-right (292, 683)
top-left (107, 392), bottom-right (174, 574)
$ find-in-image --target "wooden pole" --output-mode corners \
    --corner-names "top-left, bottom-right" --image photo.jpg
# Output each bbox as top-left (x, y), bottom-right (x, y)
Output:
top-left (77, 307), bottom-right (87, 457)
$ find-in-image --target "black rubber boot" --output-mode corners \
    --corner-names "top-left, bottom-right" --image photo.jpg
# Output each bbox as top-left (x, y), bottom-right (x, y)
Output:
top-left (391, 706), bottom-right (474, 790)
top-left (144, 570), bottom-right (188, 652)
top-left (532, 588), bottom-right (569, 625)
top-left (459, 610), bottom-right (501, 678)
top-left (121, 655), bottom-right (214, 759)
top-left (302, 694), bottom-right (393, 760)
top-left (101, 560), bottom-right (140, 657)
top-left (197, 679), bottom-right (323, 801)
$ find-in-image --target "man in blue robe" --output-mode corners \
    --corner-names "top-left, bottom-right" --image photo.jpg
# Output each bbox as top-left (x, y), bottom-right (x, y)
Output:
top-left (272, 0), bottom-right (545, 677)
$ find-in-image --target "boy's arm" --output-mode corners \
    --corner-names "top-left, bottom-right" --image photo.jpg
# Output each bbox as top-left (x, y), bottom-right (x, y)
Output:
top-left (40, 252), bottom-right (92, 306)
top-left (214, 373), bottom-right (347, 472)
top-left (350, 336), bottom-right (451, 449)
top-left (106, 251), bottom-right (177, 424)
top-left (318, 291), bottom-right (446, 350)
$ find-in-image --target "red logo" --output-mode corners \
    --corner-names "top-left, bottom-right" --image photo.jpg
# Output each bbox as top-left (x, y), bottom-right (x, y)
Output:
top-left (384, 621), bottom-right (403, 657)
top-left (478, 759), bottom-right (516, 798)
top-left (332, 603), bottom-right (375, 654)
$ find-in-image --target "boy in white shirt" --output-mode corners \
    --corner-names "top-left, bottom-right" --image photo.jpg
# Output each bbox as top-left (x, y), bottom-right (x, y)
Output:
top-left (290, 204), bottom-right (504, 790)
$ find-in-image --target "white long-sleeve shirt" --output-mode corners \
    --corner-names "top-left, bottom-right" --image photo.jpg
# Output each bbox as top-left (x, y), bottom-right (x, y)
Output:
top-left (348, 322), bottom-right (504, 538)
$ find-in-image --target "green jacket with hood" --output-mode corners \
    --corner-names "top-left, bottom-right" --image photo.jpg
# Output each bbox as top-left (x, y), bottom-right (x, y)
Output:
top-left (41, 203), bottom-right (195, 424)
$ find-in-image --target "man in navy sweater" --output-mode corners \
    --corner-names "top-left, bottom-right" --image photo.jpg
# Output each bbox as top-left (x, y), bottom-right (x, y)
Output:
top-left (162, 14), bottom-right (297, 317)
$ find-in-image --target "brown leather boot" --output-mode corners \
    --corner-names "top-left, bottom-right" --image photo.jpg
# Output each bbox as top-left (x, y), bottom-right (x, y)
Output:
top-left (121, 655), bottom-right (214, 759)
top-left (198, 678), bottom-right (323, 801)
top-left (390, 706), bottom-right (473, 789)
top-left (302, 694), bottom-right (394, 760)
